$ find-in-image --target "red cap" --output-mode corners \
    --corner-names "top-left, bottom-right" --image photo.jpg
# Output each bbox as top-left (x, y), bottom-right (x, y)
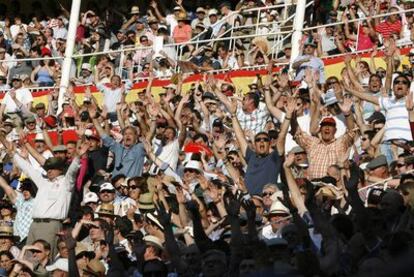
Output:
top-left (43, 115), bottom-right (58, 128)
top-left (320, 117), bottom-right (336, 126)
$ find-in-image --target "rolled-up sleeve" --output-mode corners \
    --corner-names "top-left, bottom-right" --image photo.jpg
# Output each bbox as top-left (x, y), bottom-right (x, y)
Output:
top-left (13, 154), bottom-right (43, 188)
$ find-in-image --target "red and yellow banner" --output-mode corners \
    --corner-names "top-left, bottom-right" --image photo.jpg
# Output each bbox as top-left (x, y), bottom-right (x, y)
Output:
top-left (3, 47), bottom-right (412, 106)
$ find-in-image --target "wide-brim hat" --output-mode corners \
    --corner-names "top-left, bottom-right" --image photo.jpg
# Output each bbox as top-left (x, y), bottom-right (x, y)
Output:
top-left (97, 203), bottom-right (115, 217)
top-left (265, 200), bottom-right (290, 217)
top-left (138, 192), bottom-right (155, 211)
top-left (0, 225), bottom-right (20, 241)
top-left (184, 160), bottom-right (203, 173)
top-left (43, 157), bottom-right (66, 171)
top-left (143, 235), bottom-right (164, 251)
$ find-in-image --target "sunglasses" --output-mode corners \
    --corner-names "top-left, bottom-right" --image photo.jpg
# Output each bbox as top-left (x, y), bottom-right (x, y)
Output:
top-left (396, 163), bottom-right (406, 168)
top-left (140, 39), bottom-right (148, 42)
top-left (129, 185), bottom-right (138, 190)
top-left (327, 80), bottom-right (338, 86)
top-left (394, 79), bottom-right (409, 85)
top-left (255, 137), bottom-right (270, 142)
top-left (373, 127), bottom-right (382, 132)
top-left (100, 190), bottom-right (114, 194)
top-left (262, 191), bottom-right (274, 197)
top-left (361, 137), bottom-right (368, 141)
top-left (184, 168), bottom-right (198, 173)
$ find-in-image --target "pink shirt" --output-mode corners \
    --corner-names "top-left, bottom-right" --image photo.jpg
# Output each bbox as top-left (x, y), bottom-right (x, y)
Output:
top-left (357, 27), bottom-right (375, 51)
top-left (173, 24), bottom-right (192, 43)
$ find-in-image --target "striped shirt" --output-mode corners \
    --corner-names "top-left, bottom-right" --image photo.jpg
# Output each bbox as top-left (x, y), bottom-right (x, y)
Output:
top-left (236, 102), bottom-right (269, 134)
top-left (375, 20), bottom-right (402, 39)
top-left (295, 131), bottom-right (354, 180)
top-left (379, 96), bottom-right (413, 142)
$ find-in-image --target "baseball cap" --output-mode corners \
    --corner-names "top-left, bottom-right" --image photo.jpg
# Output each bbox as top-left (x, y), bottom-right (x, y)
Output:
top-left (366, 155), bottom-right (388, 170)
top-left (83, 192), bottom-right (99, 204)
top-left (320, 117), bottom-right (336, 127)
top-left (100, 183), bottom-right (115, 192)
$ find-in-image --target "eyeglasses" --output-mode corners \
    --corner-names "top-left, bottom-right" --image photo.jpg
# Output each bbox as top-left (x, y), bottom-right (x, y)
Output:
top-left (393, 79), bottom-right (409, 85)
top-left (361, 137), bottom-right (368, 141)
top-left (140, 39), bottom-right (148, 43)
top-left (327, 80), bottom-right (338, 86)
top-left (262, 191), bottom-right (274, 197)
top-left (255, 137), bottom-right (270, 142)
top-left (100, 190), bottom-right (114, 194)
top-left (129, 185), bottom-right (138, 190)
top-left (396, 163), bottom-right (406, 168)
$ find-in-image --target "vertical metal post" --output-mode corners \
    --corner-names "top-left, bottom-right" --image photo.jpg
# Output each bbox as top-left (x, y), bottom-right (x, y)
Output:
top-left (289, 0), bottom-right (307, 70)
top-left (58, 0), bottom-right (81, 114)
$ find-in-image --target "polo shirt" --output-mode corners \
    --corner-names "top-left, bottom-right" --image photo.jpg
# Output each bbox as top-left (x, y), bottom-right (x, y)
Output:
top-left (379, 95), bottom-right (413, 141)
top-left (244, 147), bottom-right (282, 195)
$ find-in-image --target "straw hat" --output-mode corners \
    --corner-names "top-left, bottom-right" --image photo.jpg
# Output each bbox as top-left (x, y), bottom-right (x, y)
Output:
top-left (143, 235), bottom-right (164, 251)
top-left (130, 6), bottom-right (140, 15)
top-left (138, 192), bottom-right (155, 211)
top-left (0, 224), bottom-right (19, 241)
top-left (97, 203), bottom-right (115, 217)
top-left (83, 259), bottom-right (106, 276)
top-left (265, 200), bottom-right (290, 217)
top-left (177, 12), bottom-right (189, 22)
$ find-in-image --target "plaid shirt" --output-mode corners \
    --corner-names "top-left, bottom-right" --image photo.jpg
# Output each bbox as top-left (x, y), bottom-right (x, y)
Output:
top-left (295, 130), bottom-right (354, 180)
top-left (14, 192), bottom-right (34, 240)
top-left (236, 102), bottom-right (269, 134)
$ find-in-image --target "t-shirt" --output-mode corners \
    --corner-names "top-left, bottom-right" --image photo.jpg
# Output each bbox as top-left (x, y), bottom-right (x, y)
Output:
top-left (375, 20), bottom-right (402, 39)
top-left (96, 80), bottom-right (132, 113)
top-left (379, 95), bottom-right (413, 141)
top-left (244, 148), bottom-right (282, 195)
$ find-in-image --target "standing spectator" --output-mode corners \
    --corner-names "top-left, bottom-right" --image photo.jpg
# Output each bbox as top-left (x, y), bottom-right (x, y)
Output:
top-left (373, 6), bottom-right (402, 40)
top-left (172, 13), bottom-right (192, 43)
top-left (292, 40), bottom-right (325, 83)
top-left (191, 7), bottom-right (209, 29)
top-left (53, 17), bottom-right (68, 40)
top-left (217, 45), bottom-right (239, 70)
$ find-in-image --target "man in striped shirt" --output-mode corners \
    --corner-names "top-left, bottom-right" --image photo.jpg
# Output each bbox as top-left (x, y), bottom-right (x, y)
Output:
top-left (349, 73), bottom-right (413, 143)
top-left (373, 6), bottom-right (402, 39)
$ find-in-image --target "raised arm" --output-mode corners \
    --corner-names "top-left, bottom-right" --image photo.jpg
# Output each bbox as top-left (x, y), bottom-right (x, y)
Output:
top-left (276, 96), bottom-right (296, 156)
top-left (229, 101), bottom-right (248, 157)
top-left (347, 86), bottom-right (379, 105)
top-left (283, 154), bottom-right (307, 215)
top-left (0, 176), bottom-right (17, 204)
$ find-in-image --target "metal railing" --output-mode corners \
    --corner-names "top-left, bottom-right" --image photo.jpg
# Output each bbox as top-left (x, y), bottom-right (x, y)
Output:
top-left (1, 6), bottom-right (414, 90)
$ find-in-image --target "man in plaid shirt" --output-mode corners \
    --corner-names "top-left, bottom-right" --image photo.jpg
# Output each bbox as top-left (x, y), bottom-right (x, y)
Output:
top-left (235, 92), bottom-right (270, 134)
top-left (294, 117), bottom-right (355, 180)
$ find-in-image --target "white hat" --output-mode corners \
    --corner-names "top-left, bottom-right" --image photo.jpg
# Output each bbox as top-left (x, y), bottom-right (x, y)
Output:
top-left (184, 160), bottom-right (203, 173)
top-left (267, 200), bottom-right (290, 216)
top-left (196, 7), bottom-right (206, 13)
top-left (81, 63), bottom-right (92, 72)
top-left (163, 84), bottom-right (177, 90)
top-left (143, 235), bottom-right (164, 251)
top-left (100, 183), bottom-right (115, 192)
top-left (409, 48), bottom-right (414, 55)
top-left (208, 9), bottom-right (218, 16)
top-left (83, 192), bottom-right (99, 204)
top-left (173, 6), bottom-right (182, 11)
top-left (130, 6), bottom-right (140, 15)
top-left (46, 258), bottom-right (68, 272)
top-left (34, 133), bottom-right (45, 142)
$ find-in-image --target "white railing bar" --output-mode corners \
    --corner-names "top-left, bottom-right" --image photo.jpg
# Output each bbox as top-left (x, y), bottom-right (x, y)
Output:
top-left (303, 7), bottom-right (414, 32)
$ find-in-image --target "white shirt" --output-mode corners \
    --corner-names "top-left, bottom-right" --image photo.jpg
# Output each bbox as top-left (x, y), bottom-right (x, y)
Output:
top-left (165, 15), bottom-right (178, 36)
top-left (96, 80), bottom-right (132, 113)
top-left (150, 139), bottom-right (180, 173)
top-left (10, 24), bottom-right (28, 39)
top-left (1, 88), bottom-right (33, 113)
top-left (13, 155), bottom-right (80, 220)
top-left (218, 55), bottom-right (239, 70)
top-left (379, 95), bottom-right (413, 141)
top-left (28, 150), bottom-right (54, 174)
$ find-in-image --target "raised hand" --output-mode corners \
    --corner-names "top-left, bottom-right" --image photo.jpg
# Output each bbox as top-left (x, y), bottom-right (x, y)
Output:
top-left (284, 152), bottom-right (295, 167)
top-left (285, 96), bottom-right (297, 116)
top-left (338, 97), bottom-right (353, 115)
top-left (78, 141), bottom-right (90, 156)
top-left (224, 191), bottom-right (242, 217)
top-left (155, 201), bottom-right (171, 227)
top-left (241, 199), bottom-right (256, 221)
top-left (343, 162), bottom-right (360, 192)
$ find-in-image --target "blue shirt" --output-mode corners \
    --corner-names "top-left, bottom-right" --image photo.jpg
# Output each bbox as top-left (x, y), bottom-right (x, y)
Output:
top-left (244, 148), bottom-right (282, 195)
top-left (102, 135), bottom-right (146, 177)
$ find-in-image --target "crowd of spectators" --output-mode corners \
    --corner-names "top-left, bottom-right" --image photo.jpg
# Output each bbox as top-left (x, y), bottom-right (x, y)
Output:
top-left (0, 0), bottom-right (413, 277)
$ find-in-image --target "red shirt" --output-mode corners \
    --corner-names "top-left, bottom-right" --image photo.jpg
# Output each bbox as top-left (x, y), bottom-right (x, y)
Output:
top-left (172, 24), bottom-right (192, 43)
top-left (375, 20), bottom-right (402, 39)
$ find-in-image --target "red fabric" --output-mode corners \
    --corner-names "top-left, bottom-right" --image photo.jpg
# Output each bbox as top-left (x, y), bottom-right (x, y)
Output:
top-left (357, 27), bottom-right (375, 51)
top-left (410, 121), bottom-right (414, 141)
top-left (183, 142), bottom-right (213, 157)
top-left (26, 132), bottom-right (37, 147)
top-left (62, 130), bottom-right (78, 144)
top-left (375, 20), bottom-right (402, 39)
top-left (47, 131), bottom-right (59, 146)
top-left (76, 25), bottom-right (86, 43)
top-left (76, 156), bottom-right (89, 192)
top-left (44, 115), bottom-right (58, 128)
top-left (320, 117), bottom-right (336, 126)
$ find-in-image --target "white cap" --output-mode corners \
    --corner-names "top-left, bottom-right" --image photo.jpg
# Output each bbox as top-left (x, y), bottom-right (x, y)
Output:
top-left (184, 160), bottom-right (203, 173)
top-left (100, 183), bottom-right (115, 192)
top-left (83, 192), bottom-right (99, 204)
top-left (208, 9), bottom-right (218, 16)
top-left (81, 63), bottom-right (92, 72)
top-left (46, 258), bottom-right (68, 272)
top-left (34, 133), bottom-right (45, 141)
